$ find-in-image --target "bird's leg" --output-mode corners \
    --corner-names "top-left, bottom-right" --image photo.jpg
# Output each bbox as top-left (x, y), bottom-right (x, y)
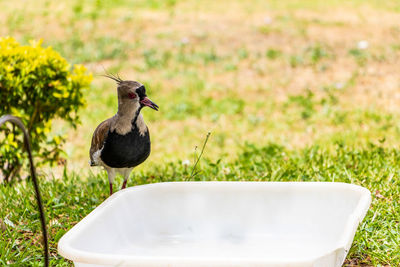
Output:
top-left (121, 180), bottom-right (127, 189)
top-left (106, 168), bottom-right (116, 196)
top-left (121, 168), bottom-right (132, 190)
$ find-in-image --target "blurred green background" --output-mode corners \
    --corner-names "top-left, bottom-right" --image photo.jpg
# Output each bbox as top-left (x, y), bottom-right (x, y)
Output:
top-left (2, 0), bottom-right (400, 173)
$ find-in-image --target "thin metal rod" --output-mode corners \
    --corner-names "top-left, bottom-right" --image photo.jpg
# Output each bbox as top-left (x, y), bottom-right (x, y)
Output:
top-left (0, 115), bottom-right (49, 267)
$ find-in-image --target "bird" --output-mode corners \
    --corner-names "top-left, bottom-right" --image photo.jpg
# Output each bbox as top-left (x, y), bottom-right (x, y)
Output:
top-left (89, 74), bottom-right (158, 195)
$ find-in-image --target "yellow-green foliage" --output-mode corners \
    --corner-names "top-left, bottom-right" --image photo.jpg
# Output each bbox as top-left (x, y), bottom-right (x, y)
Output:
top-left (0, 37), bottom-right (92, 182)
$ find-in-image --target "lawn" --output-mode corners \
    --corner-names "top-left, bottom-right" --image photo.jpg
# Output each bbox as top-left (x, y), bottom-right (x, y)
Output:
top-left (0, 0), bottom-right (400, 266)
top-left (1, 144), bottom-right (400, 266)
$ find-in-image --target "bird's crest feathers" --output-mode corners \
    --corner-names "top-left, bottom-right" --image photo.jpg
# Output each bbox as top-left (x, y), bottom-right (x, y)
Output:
top-left (102, 72), bottom-right (124, 84)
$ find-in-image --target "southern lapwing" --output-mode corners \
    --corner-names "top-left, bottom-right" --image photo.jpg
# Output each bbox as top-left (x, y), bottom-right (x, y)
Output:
top-left (89, 75), bottom-right (158, 195)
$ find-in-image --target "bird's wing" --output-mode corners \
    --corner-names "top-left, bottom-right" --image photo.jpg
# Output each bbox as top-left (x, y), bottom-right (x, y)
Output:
top-left (89, 118), bottom-right (112, 166)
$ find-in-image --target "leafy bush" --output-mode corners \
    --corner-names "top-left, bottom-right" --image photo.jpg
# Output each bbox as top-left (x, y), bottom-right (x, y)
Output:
top-left (0, 37), bottom-right (92, 182)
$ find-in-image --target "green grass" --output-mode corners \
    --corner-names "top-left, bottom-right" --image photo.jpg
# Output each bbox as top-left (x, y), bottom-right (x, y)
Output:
top-left (1, 143), bottom-right (399, 266)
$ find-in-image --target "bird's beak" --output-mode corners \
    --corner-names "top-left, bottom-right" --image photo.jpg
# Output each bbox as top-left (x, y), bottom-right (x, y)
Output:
top-left (140, 97), bottom-right (159, 111)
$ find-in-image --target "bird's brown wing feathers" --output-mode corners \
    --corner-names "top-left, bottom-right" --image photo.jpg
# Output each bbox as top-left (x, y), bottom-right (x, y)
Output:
top-left (89, 118), bottom-right (112, 166)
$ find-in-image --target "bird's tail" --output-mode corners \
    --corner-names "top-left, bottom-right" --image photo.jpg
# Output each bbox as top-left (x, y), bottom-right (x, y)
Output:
top-left (89, 160), bottom-right (97, 167)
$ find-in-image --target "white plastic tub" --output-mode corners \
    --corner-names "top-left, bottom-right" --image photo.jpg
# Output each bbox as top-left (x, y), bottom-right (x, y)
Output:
top-left (58, 182), bottom-right (371, 267)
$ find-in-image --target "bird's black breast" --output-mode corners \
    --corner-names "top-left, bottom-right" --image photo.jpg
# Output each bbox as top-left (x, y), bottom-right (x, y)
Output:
top-left (100, 127), bottom-right (150, 168)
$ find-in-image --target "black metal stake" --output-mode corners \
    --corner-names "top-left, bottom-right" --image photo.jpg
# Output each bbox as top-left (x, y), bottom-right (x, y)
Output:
top-left (0, 115), bottom-right (49, 267)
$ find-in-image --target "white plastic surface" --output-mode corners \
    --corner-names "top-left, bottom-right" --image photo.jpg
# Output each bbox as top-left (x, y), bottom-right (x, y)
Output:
top-left (58, 182), bottom-right (371, 267)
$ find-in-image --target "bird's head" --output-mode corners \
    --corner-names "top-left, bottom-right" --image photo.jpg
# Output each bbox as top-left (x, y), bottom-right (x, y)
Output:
top-left (104, 74), bottom-right (159, 111)
top-left (118, 81), bottom-right (159, 111)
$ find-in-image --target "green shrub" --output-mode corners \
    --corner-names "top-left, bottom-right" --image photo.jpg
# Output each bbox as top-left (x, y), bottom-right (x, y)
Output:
top-left (0, 37), bottom-right (92, 182)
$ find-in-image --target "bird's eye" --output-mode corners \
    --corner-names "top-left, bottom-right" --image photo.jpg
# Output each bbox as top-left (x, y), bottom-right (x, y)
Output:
top-left (128, 92), bottom-right (137, 99)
